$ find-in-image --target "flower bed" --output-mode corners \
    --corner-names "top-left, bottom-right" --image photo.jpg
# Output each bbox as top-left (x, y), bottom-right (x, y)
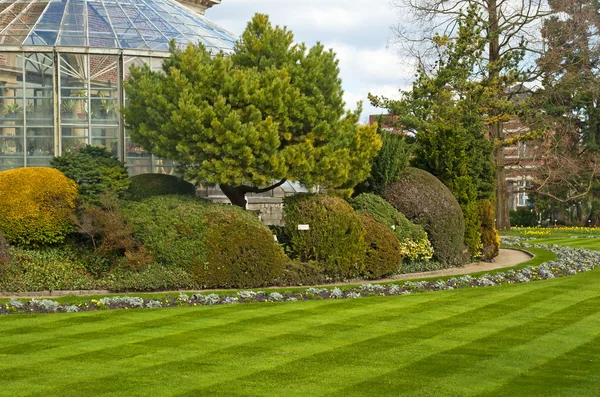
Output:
top-left (2, 242), bottom-right (600, 315)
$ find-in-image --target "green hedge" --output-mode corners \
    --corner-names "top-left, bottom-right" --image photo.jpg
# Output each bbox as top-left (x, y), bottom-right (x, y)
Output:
top-left (349, 193), bottom-right (427, 242)
top-left (384, 167), bottom-right (466, 265)
top-left (349, 193), bottom-right (433, 261)
top-left (284, 194), bottom-right (367, 279)
top-left (359, 215), bottom-right (401, 279)
top-left (126, 173), bottom-right (196, 201)
top-left (122, 196), bottom-right (287, 288)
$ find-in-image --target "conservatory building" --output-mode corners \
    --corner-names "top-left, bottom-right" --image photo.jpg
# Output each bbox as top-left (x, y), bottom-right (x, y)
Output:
top-left (0, 0), bottom-right (236, 174)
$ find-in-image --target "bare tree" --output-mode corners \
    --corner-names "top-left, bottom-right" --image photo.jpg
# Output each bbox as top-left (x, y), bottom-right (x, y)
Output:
top-left (390, 0), bottom-right (551, 229)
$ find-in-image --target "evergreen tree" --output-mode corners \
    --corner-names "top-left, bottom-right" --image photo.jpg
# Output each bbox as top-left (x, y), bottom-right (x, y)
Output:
top-left (371, 7), bottom-right (495, 257)
top-left (123, 14), bottom-right (381, 207)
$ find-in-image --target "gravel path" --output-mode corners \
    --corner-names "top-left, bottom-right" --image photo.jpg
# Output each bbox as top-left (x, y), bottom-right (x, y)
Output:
top-left (387, 248), bottom-right (532, 281)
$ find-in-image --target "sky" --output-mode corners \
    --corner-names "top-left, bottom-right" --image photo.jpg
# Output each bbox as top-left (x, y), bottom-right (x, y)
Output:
top-left (206, 0), bottom-right (414, 123)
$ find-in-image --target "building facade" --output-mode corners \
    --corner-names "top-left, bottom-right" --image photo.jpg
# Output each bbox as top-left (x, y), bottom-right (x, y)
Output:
top-left (0, 0), bottom-right (236, 174)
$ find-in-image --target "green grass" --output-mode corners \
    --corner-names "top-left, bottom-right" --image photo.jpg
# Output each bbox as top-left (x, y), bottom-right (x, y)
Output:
top-left (2, 239), bottom-right (600, 396)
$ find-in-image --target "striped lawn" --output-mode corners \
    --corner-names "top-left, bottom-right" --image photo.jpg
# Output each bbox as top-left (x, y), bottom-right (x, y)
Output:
top-left (2, 243), bottom-right (600, 395)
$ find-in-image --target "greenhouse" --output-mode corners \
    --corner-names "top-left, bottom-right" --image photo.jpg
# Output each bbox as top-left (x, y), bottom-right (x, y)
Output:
top-left (0, 0), bottom-right (236, 174)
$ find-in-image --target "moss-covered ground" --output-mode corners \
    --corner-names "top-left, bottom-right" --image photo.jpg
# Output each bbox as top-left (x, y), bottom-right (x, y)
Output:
top-left (1, 237), bottom-right (600, 396)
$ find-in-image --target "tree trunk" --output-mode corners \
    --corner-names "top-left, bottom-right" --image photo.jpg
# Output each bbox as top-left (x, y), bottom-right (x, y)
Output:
top-left (494, 145), bottom-right (511, 230)
top-left (487, 0), bottom-right (511, 230)
top-left (219, 179), bottom-right (287, 209)
top-left (219, 184), bottom-right (247, 209)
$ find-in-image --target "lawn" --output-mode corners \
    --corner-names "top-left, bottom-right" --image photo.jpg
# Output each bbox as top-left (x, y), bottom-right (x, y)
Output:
top-left (2, 240), bottom-right (600, 396)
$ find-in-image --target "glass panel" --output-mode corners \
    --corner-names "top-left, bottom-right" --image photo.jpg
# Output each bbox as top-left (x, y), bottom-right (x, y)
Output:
top-left (24, 52), bottom-right (54, 125)
top-left (27, 136), bottom-right (54, 157)
top-left (89, 54), bottom-right (119, 125)
top-left (91, 126), bottom-right (118, 156)
top-left (0, 53), bottom-right (24, 127)
top-left (60, 53), bottom-right (88, 125)
top-left (61, 126), bottom-right (89, 153)
top-left (0, 133), bottom-right (24, 157)
top-left (0, 157), bottom-right (24, 171)
top-left (0, 0), bottom-right (238, 51)
top-left (152, 157), bottom-right (176, 175)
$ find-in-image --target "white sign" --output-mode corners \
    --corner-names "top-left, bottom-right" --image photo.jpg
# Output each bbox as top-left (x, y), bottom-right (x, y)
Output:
top-left (298, 224), bottom-right (310, 231)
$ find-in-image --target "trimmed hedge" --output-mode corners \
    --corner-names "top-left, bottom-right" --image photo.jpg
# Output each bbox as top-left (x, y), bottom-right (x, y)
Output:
top-left (274, 261), bottom-right (327, 287)
top-left (284, 194), bottom-right (367, 279)
top-left (359, 215), bottom-right (401, 279)
top-left (126, 173), bottom-right (196, 201)
top-left (0, 167), bottom-right (77, 246)
top-left (199, 206), bottom-right (288, 288)
top-left (349, 193), bottom-right (433, 261)
top-left (122, 196), bottom-right (287, 288)
top-left (349, 193), bottom-right (427, 242)
top-left (384, 167), bottom-right (466, 265)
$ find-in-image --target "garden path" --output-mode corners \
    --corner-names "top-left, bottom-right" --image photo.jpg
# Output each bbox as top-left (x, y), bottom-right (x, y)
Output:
top-left (380, 248), bottom-right (532, 281)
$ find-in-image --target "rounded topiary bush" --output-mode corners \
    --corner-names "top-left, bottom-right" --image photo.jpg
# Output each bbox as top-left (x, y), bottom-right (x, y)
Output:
top-left (200, 206), bottom-right (288, 288)
top-left (122, 195), bottom-right (287, 288)
top-left (284, 194), bottom-right (367, 279)
top-left (125, 173), bottom-right (196, 201)
top-left (383, 167), bottom-right (466, 265)
top-left (359, 215), bottom-right (401, 279)
top-left (349, 193), bottom-right (433, 260)
top-left (0, 167), bottom-right (77, 246)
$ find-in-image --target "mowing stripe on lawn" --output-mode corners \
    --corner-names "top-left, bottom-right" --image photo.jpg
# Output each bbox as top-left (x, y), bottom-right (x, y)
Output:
top-left (477, 333), bottom-right (600, 397)
top-left (182, 280), bottom-right (594, 395)
top-left (2, 256), bottom-right (600, 396)
top-left (95, 282), bottom-right (576, 395)
top-left (2, 284), bottom-right (556, 394)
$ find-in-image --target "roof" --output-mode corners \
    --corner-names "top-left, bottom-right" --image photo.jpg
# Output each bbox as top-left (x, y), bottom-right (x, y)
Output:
top-left (0, 0), bottom-right (237, 53)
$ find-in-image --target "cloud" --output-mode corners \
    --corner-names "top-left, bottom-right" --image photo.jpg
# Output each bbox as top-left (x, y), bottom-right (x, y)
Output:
top-left (206, 0), bottom-right (410, 120)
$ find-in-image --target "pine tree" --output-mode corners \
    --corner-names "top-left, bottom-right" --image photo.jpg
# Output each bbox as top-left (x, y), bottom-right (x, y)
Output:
top-left (124, 14), bottom-right (381, 207)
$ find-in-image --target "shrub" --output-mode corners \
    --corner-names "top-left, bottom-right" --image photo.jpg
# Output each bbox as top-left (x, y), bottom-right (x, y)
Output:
top-left (479, 200), bottom-right (500, 260)
top-left (122, 196), bottom-right (210, 270)
top-left (463, 200), bottom-right (483, 258)
top-left (0, 246), bottom-right (101, 292)
top-left (75, 193), bottom-right (151, 270)
top-left (359, 215), bottom-right (401, 279)
top-left (122, 196), bottom-right (287, 288)
top-left (0, 167), bottom-right (77, 246)
top-left (0, 233), bottom-right (9, 268)
top-left (198, 206), bottom-right (288, 288)
top-left (284, 194), bottom-right (367, 279)
top-left (104, 265), bottom-right (196, 292)
top-left (355, 130), bottom-right (411, 195)
top-left (384, 167), bottom-right (466, 265)
top-left (348, 194), bottom-right (434, 261)
top-left (273, 261), bottom-right (327, 287)
top-left (510, 208), bottom-right (538, 227)
top-left (125, 173), bottom-right (196, 201)
top-left (50, 145), bottom-right (130, 203)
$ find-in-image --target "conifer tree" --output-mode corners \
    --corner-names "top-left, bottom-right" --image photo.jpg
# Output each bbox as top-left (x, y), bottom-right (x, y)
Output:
top-left (124, 14), bottom-right (381, 207)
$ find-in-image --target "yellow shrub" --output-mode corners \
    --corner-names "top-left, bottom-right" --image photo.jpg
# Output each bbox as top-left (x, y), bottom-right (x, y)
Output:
top-left (0, 167), bottom-right (77, 246)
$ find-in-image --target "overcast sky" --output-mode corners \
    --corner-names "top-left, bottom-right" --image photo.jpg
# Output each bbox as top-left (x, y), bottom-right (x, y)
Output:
top-left (206, 0), bottom-right (414, 122)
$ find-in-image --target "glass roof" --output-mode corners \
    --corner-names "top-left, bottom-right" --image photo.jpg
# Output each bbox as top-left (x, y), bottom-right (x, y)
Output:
top-left (0, 0), bottom-right (237, 52)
